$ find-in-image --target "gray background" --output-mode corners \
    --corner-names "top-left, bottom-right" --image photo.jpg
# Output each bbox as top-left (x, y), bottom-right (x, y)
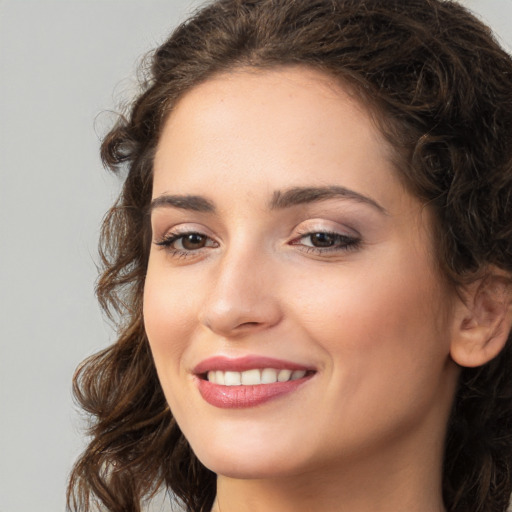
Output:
top-left (0, 1), bottom-right (510, 511)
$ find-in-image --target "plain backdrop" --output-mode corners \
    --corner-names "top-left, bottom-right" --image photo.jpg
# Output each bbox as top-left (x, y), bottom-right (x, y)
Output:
top-left (0, 1), bottom-right (510, 511)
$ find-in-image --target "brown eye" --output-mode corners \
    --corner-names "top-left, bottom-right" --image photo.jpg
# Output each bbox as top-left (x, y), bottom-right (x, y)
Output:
top-left (309, 233), bottom-right (336, 247)
top-left (181, 233), bottom-right (208, 250)
top-left (155, 231), bottom-right (218, 253)
top-left (292, 231), bottom-right (361, 254)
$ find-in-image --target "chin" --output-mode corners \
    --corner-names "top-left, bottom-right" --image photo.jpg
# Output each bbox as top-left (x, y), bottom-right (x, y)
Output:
top-left (199, 453), bottom-right (300, 480)
top-left (189, 434), bottom-right (311, 480)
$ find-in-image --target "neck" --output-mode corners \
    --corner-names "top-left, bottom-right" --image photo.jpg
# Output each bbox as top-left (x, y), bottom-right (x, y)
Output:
top-left (213, 468), bottom-right (445, 512)
top-left (211, 422), bottom-right (447, 512)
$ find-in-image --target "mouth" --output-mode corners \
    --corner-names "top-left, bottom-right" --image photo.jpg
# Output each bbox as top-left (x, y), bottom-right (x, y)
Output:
top-left (193, 356), bottom-right (316, 408)
top-left (202, 368), bottom-right (311, 385)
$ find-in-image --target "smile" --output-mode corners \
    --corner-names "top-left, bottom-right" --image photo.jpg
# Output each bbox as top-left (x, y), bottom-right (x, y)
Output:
top-left (206, 368), bottom-right (307, 385)
top-left (194, 356), bottom-right (316, 408)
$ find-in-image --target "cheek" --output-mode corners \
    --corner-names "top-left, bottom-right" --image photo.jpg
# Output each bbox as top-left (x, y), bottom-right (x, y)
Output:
top-left (143, 265), bottom-right (197, 375)
top-left (284, 257), bottom-right (456, 452)
top-left (143, 269), bottom-right (205, 430)
top-left (287, 245), bottom-right (453, 389)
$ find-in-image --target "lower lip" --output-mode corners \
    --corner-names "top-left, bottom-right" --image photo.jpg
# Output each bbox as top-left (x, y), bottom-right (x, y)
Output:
top-left (196, 375), bottom-right (312, 408)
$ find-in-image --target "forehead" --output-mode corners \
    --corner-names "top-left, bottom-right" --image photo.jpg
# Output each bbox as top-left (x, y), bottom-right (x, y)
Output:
top-left (153, 66), bottom-right (401, 208)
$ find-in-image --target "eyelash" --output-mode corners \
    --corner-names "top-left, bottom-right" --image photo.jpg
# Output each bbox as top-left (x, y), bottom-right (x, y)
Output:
top-left (154, 230), bottom-right (361, 258)
top-left (290, 230), bottom-right (361, 255)
top-left (154, 231), bottom-right (218, 258)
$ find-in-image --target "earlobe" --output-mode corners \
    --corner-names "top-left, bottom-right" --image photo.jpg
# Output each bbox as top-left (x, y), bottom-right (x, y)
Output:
top-left (450, 273), bottom-right (512, 368)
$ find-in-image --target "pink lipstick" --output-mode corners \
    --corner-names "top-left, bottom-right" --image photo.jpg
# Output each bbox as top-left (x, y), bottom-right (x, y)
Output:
top-left (194, 356), bottom-right (315, 408)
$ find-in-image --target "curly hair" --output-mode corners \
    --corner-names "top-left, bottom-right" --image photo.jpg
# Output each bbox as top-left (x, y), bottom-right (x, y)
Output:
top-left (67, 1), bottom-right (512, 511)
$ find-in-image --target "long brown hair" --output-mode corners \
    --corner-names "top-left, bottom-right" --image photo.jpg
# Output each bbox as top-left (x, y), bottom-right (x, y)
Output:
top-left (67, 1), bottom-right (512, 511)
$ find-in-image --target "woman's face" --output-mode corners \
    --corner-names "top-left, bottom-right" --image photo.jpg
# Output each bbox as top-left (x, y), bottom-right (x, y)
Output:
top-left (144, 67), bottom-right (460, 478)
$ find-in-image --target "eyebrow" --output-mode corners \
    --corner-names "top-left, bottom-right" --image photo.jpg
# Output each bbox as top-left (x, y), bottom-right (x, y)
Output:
top-left (149, 185), bottom-right (387, 215)
top-left (270, 186), bottom-right (388, 214)
top-left (149, 194), bottom-right (215, 213)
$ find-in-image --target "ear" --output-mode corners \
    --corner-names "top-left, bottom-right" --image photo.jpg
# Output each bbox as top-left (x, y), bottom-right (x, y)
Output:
top-left (450, 271), bottom-right (512, 368)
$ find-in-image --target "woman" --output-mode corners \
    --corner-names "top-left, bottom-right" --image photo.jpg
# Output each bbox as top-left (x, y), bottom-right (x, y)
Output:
top-left (67, 1), bottom-right (512, 511)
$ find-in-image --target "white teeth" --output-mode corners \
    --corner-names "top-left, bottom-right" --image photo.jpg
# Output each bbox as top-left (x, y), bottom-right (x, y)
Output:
top-left (261, 368), bottom-right (278, 384)
top-left (241, 369), bottom-right (261, 385)
top-left (277, 369), bottom-right (292, 382)
top-left (291, 370), bottom-right (306, 380)
top-left (206, 368), bottom-right (309, 385)
top-left (224, 371), bottom-right (241, 386)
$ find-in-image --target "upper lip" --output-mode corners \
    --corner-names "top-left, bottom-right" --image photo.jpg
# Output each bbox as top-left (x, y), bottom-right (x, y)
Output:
top-left (193, 355), bottom-right (314, 375)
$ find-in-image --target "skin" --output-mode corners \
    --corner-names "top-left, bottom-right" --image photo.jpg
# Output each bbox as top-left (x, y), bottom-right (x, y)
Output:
top-left (144, 67), bottom-right (463, 512)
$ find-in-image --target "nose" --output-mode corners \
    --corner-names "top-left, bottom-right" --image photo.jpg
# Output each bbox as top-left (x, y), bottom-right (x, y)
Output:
top-left (198, 248), bottom-right (283, 338)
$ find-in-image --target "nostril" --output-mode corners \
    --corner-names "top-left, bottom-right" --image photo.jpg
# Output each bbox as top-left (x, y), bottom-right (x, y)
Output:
top-left (199, 293), bottom-right (283, 337)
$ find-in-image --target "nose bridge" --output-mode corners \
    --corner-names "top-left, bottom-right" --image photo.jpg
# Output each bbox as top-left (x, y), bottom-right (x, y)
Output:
top-left (199, 237), bottom-right (281, 336)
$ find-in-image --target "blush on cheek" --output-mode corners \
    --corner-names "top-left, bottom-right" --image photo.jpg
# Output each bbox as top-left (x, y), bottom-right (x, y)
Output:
top-left (144, 287), bottom-right (180, 365)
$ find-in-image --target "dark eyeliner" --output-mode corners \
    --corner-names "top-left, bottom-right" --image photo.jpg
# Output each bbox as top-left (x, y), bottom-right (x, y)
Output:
top-left (154, 232), bottom-right (183, 247)
top-left (291, 230), bottom-right (362, 254)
